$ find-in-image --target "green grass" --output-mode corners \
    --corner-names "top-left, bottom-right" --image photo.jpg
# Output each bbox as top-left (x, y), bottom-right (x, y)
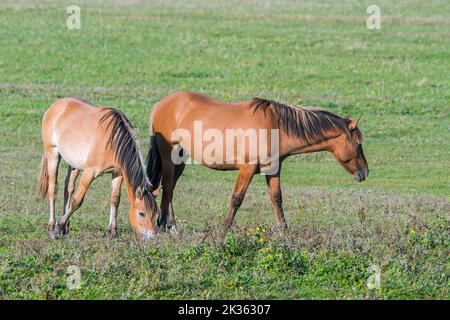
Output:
top-left (0, 0), bottom-right (449, 299)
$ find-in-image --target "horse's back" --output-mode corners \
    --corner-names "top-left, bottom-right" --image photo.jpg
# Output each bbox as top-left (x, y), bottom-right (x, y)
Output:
top-left (151, 92), bottom-right (279, 169)
top-left (42, 98), bottom-right (111, 169)
top-left (156, 91), bottom-right (249, 111)
top-left (43, 98), bottom-right (100, 127)
top-left (152, 91), bottom-right (266, 133)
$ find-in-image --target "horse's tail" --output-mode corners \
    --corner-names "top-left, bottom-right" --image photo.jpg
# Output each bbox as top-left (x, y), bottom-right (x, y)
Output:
top-left (146, 110), bottom-right (162, 196)
top-left (146, 135), bottom-right (162, 196)
top-left (38, 154), bottom-right (49, 199)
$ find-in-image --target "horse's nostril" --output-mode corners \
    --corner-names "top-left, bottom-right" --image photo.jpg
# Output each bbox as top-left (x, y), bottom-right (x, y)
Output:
top-left (142, 230), bottom-right (156, 240)
top-left (360, 171), bottom-right (367, 182)
top-left (354, 171), bottom-right (366, 182)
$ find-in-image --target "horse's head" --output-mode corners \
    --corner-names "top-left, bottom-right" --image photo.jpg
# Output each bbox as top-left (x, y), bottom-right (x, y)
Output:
top-left (128, 186), bottom-right (159, 239)
top-left (331, 117), bottom-right (369, 182)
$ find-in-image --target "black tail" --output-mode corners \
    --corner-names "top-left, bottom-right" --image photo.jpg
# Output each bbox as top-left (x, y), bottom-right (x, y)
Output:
top-left (146, 135), bottom-right (162, 193)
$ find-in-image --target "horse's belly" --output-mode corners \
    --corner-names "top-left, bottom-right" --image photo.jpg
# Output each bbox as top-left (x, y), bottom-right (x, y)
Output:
top-left (179, 137), bottom-right (260, 169)
top-left (59, 146), bottom-right (88, 169)
top-left (57, 135), bottom-right (91, 169)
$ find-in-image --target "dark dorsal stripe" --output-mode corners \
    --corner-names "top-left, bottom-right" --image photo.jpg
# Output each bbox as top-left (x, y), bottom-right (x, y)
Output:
top-left (251, 98), bottom-right (357, 144)
top-left (99, 109), bottom-right (156, 212)
top-left (74, 97), bottom-right (95, 106)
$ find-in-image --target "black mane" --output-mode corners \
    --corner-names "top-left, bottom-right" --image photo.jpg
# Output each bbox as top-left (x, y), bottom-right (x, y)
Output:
top-left (251, 98), bottom-right (360, 144)
top-left (100, 109), bottom-right (157, 212)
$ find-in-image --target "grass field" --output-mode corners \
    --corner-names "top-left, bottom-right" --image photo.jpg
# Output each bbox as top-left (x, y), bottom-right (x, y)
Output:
top-left (0, 0), bottom-right (449, 299)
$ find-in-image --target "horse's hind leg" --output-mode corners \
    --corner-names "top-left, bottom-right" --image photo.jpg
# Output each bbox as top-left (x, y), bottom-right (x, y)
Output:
top-left (45, 147), bottom-right (61, 238)
top-left (51, 169), bottom-right (95, 238)
top-left (167, 163), bottom-right (185, 233)
top-left (108, 173), bottom-right (123, 238)
top-left (159, 163), bottom-right (176, 233)
top-left (62, 166), bottom-right (80, 235)
top-left (159, 144), bottom-right (185, 234)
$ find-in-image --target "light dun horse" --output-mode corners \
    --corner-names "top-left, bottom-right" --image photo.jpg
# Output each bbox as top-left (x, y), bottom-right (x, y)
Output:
top-left (146, 91), bottom-right (368, 233)
top-left (38, 98), bottom-right (158, 239)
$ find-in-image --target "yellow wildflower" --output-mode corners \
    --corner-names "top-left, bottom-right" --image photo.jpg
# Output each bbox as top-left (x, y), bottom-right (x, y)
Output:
top-left (409, 228), bottom-right (416, 235)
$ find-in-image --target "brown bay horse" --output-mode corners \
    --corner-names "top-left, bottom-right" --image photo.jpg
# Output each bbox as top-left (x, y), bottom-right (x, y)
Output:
top-left (146, 91), bottom-right (368, 234)
top-left (38, 98), bottom-right (159, 239)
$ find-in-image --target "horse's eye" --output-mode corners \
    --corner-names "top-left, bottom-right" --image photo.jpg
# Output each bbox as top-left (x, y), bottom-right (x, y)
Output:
top-left (138, 211), bottom-right (145, 217)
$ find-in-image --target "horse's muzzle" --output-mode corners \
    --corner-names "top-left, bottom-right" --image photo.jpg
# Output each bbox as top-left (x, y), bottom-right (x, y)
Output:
top-left (354, 169), bottom-right (369, 182)
top-left (142, 230), bottom-right (156, 240)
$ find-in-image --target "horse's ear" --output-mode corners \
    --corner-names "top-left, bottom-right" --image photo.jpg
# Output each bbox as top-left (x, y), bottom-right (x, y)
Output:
top-left (348, 116), bottom-right (361, 131)
top-left (135, 186), bottom-right (144, 200)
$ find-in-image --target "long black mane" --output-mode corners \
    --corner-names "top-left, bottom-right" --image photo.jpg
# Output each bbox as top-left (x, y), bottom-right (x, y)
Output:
top-left (100, 109), bottom-right (157, 212)
top-left (251, 98), bottom-right (361, 144)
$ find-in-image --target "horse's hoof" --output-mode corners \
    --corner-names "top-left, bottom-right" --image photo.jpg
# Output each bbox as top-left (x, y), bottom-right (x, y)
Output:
top-left (157, 224), bottom-right (167, 233)
top-left (275, 224), bottom-right (288, 235)
top-left (61, 225), bottom-right (70, 236)
top-left (48, 231), bottom-right (58, 240)
top-left (157, 219), bottom-right (167, 230)
top-left (109, 229), bottom-right (118, 239)
top-left (49, 225), bottom-right (63, 239)
top-left (169, 225), bottom-right (179, 235)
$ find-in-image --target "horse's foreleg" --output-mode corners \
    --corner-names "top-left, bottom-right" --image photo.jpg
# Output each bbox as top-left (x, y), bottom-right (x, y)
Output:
top-left (45, 148), bottom-right (60, 234)
top-left (223, 165), bottom-right (257, 233)
top-left (265, 174), bottom-right (287, 230)
top-left (51, 169), bottom-right (95, 239)
top-left (62, 166), bottom-right (80, 235)
top-left (108, 173), bottom-right (123, 238)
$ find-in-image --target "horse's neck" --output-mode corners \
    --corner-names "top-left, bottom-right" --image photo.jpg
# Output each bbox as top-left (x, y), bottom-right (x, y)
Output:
top-left (122, 173), bottom-right (137, 204)
top-left (280, 130), bottom-right (337, 156)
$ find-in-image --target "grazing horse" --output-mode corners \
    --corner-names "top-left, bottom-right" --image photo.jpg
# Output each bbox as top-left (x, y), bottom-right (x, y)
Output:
top-left (38, 98), bottom-right (159, 239)
top-left (146, 91), bottom-right (369, 234)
